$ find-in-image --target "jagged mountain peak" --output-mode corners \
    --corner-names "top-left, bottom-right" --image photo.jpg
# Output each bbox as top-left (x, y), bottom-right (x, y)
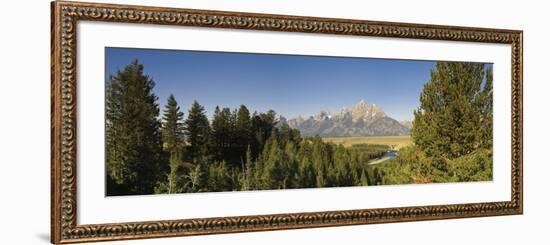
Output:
top-left (350, 99), bottom-right (385, 122)
top-left (286, 100), bottom-right (409, 137)
top-left (314, 110), bottom-right (331, 121)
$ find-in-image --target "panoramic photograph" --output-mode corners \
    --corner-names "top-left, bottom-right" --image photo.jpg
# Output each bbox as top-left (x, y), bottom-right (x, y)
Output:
top-left (105, 47), bottom-right (493, 196)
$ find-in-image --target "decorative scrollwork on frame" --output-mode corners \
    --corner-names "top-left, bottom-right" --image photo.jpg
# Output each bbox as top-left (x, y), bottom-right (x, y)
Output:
top-left (51, 1), bottom-right (522, 243)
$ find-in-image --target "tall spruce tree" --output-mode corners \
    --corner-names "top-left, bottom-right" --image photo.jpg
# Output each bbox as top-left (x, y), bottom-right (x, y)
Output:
top-left (412, 62), bottom-right (493, 159)
top-left (106, 60), bottom-right (166, 195)
top-left (161, 94), bottom-right (185, 194)
top-left (235, 105), bottom-right (252, 159)
top-left (162, 94), bottom-right (184, 151)
top-left (184, 101), bottom-right (212, 163)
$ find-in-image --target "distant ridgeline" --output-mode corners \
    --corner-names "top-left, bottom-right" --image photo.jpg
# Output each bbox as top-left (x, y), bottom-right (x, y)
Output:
top-left (284, 100), bottom-right (411, 137)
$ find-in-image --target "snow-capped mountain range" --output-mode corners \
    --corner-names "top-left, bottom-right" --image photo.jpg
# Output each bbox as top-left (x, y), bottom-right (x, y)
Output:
top-left (283, 100), bottom-right (410, 137)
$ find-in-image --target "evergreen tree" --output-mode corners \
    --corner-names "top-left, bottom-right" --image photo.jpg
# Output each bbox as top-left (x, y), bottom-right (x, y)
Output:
top-left (277, 123), bottom-right (302, 145)
top-left (161, 94), bottom-right (185, 194)
top-left (211, 106), bottom-right (231, 161)
top-left (228, 108), bottom-right (239, 163)
top-left (250, 110), bottom-right (278, 158)
top-left (105, 60), bottom-right (166, 195)
top-left (297, 141), bottom-right (316, 188)
top-left (282, 141), bottom-right (299, 188)
top-left (334, 145), bottom-right (354, 186)
top-left (412, 62), bottom-right (493, 159)
top-left (162, 94), bottom-right (184, 151)
top-left (184, 101), bottom-right (212, 163)
top-left (211, 107), bottom-right (242, 164)
top-left (261, 135), bottom-right (284, 189)
top-left (299, 158), bottom-right (316, 188)
top-left (311, 136), bottom-right (330, 187)
top-left (235, 105), bottom-right (252, 164)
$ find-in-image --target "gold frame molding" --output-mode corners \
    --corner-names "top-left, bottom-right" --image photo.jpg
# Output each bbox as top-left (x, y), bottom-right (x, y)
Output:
top-left (51, 1), bottom-right (523, 243)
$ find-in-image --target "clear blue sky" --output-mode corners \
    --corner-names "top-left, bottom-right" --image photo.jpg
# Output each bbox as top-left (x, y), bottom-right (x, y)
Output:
top-left (106, 47), bottom-right (439, 121)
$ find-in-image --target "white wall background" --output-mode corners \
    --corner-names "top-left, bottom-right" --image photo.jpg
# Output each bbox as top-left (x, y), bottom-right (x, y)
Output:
top-left (0, 0), bottom-right (548, 244)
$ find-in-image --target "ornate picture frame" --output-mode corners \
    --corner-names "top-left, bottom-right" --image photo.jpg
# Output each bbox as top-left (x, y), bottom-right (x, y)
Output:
top-left (51, 1), bottom-right (523, 243)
